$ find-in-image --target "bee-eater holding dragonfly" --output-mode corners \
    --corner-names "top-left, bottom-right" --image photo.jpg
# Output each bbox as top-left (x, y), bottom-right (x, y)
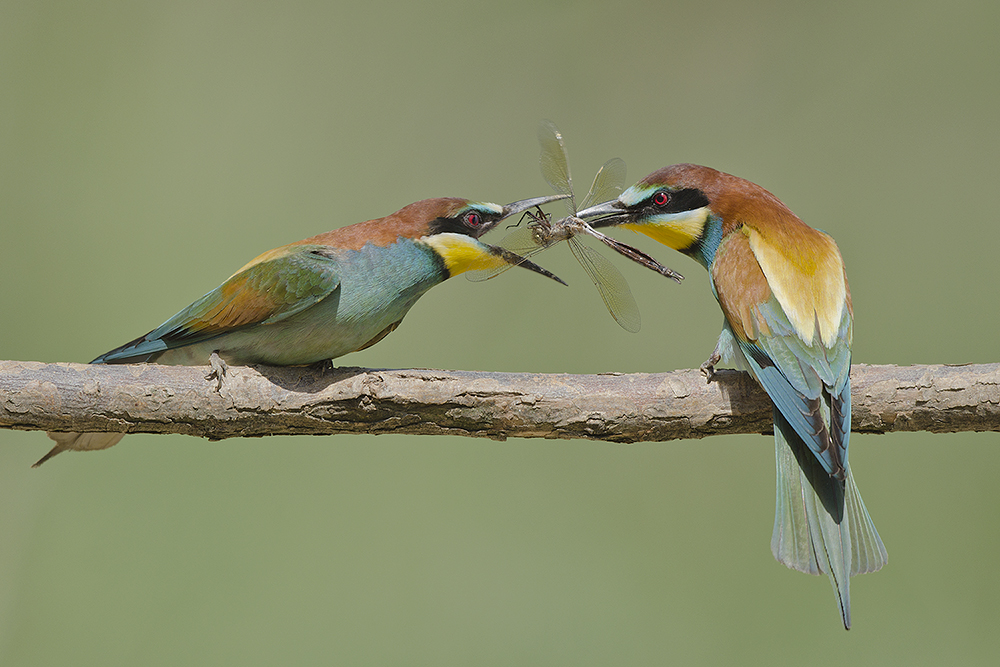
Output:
top-left (577, 164), bottom-right (886, 629)
top-left (38, 195), bottom-right (568, 466)
top-left (469, 121), bottom-right (683, 332)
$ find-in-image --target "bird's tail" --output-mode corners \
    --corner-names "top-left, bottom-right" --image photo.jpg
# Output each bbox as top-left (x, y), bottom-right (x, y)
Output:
top-left (770, 409), bottom-right (887, 629)
top-left (35, 432), bottom-right (125, 467)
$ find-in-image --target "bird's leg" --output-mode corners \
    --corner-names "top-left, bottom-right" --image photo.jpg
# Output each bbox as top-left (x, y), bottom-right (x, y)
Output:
top-left (309, 358), bottom-right (336, 376)
top-left (205, 351), bottom-right (229, 392)
top-left (700, 347), bottom-right (721, 382)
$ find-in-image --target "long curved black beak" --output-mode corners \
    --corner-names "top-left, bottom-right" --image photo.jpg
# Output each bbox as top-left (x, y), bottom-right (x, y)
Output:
top-left (501, 193), bottom-right (571, 219)
top-left (575, 199), bottom-right (629, 228)
top-left (486, 243), bottom-right (568, 286)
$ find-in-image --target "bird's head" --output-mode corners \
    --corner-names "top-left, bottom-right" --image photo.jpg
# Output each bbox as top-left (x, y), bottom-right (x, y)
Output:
top-left (413, 195), bottom-right (569, 283)
top-left (306, 194), bottom-right (568, 284)
top-left (310, 195), bottom-right (568, 283)
top-left (577, 164), bottom-right (851, 349)
top-left (577, 164), bottom-right (789, 268)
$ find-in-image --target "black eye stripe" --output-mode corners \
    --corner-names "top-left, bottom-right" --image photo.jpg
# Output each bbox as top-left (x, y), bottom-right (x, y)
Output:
top-left (429, 209), bottom-right (498, 236)
top-left (651, 188), bottom-right (709, 213)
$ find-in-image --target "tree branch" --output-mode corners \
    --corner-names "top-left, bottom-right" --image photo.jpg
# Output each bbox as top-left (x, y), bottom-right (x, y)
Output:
top-left (1, 360), bottom-right (998, 443)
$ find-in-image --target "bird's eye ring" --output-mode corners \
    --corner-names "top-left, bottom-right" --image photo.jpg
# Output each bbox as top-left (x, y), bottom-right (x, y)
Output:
top-left (464, 211), bottom-right (482, 227)
top-left (653, 191), bottom-right (670, 207)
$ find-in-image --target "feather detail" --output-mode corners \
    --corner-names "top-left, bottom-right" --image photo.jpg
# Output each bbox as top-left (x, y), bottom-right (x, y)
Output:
top-left (712, 230), bottom-right (851, 477)
top-left (772, 409), bottom-right (886, 629)
top-left (35, 432), bottom-right (125, 467)
top-left (94, 245), bottom-right (341, 364)
top-left (745, 225), bottom-right (847, 348)
top-left (294, 198), bottom-right (476, 250)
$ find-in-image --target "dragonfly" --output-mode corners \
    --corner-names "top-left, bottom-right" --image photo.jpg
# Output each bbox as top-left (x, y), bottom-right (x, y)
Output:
top-left (468, 120), bottom-right (683, 333)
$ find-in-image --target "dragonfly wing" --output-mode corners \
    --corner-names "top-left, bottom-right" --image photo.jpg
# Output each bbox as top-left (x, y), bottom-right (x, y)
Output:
top-left (583, 226), bottom-right (685, 283)
top-left (567, 237), bottom-right (641, 333)
top-left (466, 225), bottom-right (552, 282)
top-left (580, 157), bottom-right (627, 211)
top-left (538, 120), bottom-right (574, 214)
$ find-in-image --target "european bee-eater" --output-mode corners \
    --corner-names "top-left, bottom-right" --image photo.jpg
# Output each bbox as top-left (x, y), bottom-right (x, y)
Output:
top-left (39, 195), bottom-right (567, 467)
top-left (577, 164), bottom-right (886, 629)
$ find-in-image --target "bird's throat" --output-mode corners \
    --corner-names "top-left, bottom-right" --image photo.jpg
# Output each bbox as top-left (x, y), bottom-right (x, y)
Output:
top-left (622, 206), bottom-right (709, 254)
top-left (421, 233), bottom-right (507, 277)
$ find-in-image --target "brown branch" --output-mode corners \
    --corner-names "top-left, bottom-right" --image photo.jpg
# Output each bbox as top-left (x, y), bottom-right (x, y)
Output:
top-left (1, 360), bottom-right (998, 443)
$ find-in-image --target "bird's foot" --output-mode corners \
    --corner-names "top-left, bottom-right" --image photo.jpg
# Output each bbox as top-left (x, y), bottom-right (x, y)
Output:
top-left (205, 351), bottom-right (229, 392)
top-left (700, 349), bottom-right (721, 382)
top-left (309, 358), bottom-right (336, 376)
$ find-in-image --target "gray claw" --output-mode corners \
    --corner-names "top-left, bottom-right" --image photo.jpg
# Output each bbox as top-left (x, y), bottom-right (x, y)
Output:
top-left (700, 350), bottom-right (721, 382)
top-left (205, 351), bottom-right (229, 392)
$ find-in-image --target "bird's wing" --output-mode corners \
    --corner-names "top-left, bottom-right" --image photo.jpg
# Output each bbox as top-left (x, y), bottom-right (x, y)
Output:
top-left (95, 244), bottom-right (342, 363)
top-left (712, 228), bottom-right (852, 477)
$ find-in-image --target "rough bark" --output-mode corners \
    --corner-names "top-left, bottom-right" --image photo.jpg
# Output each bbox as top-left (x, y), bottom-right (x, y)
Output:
top-left (2, 361), bottom-right (997, 443)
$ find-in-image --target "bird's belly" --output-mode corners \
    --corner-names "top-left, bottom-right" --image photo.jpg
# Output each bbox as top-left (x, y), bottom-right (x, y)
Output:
top-left (158, 275), bottom-right (430, 367)
top-left (714, 322), bottom-right (753, 374)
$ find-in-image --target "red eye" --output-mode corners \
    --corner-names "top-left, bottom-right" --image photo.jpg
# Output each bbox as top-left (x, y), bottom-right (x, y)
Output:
top-left (465, 212), bottom-right (482, 227)
top-left (653, 191), bottom-right (670, 207)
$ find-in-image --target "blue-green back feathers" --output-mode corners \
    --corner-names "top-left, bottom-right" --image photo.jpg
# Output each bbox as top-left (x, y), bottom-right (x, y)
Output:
top-left (94, 245), bottom-right (342, 364)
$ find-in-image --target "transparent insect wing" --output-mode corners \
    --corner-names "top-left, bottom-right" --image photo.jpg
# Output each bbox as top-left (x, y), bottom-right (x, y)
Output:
top-left (538, 120), bottom-right (575, 214)
top-left (567, 237), bottom-right (641, 333)
top-left (585, 227), bottom-right (685, 283)
top-left (580, 157), bottom-right (626, 211)
top-left (465, 224), bottom-right (555, 282)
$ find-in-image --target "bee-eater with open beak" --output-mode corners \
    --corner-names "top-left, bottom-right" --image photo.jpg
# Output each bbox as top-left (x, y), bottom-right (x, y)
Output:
top-left (39, 194), bottom-right (568, 467)
top-left (576, 164), bottom-right (886, 629)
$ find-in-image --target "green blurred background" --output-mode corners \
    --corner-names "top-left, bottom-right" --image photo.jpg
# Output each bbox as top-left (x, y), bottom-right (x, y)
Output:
top-left (2, 0), bottom-right (999, 664)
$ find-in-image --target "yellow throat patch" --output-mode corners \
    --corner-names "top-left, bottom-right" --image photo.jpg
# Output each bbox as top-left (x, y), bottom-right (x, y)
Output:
top-left (623, 207), bottom-right (709, 252)
top-left (421, 233), bottom-right (507, 276)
